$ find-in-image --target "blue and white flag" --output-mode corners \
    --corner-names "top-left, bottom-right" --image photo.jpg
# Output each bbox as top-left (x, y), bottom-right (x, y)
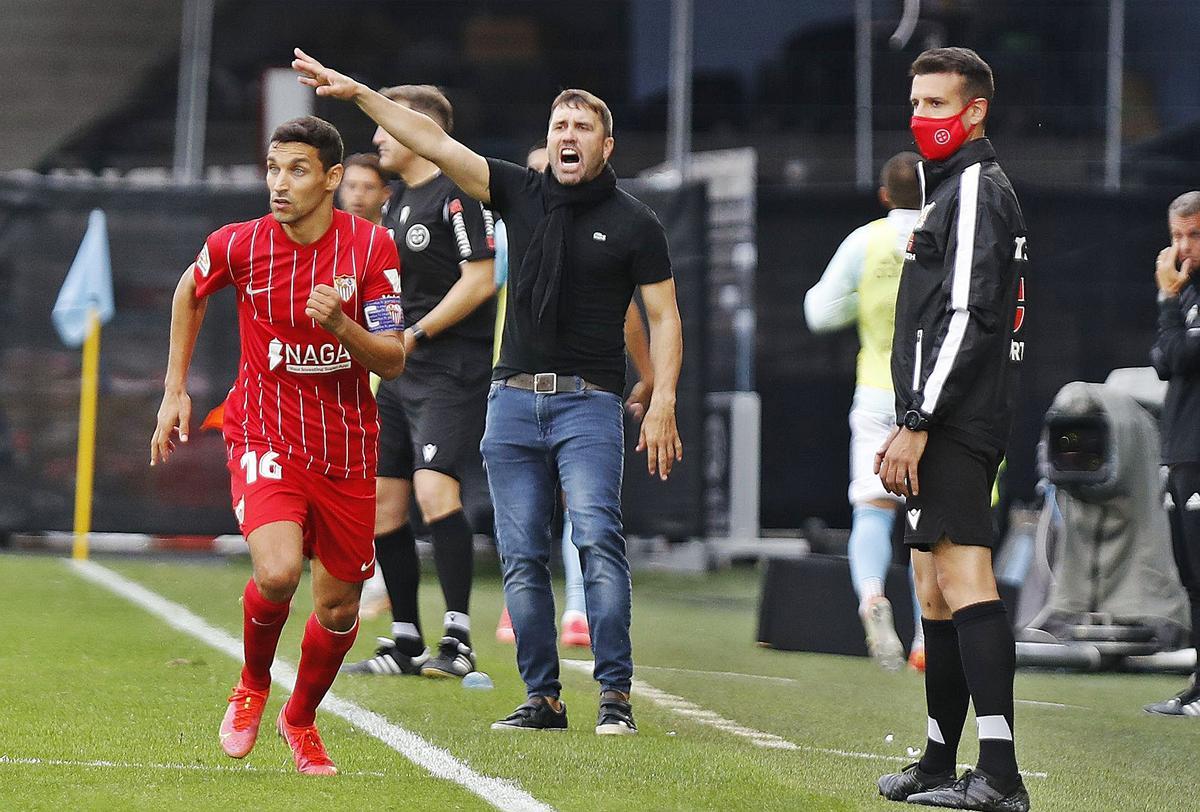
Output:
top-left (52, 208), bottom-right (114, 347)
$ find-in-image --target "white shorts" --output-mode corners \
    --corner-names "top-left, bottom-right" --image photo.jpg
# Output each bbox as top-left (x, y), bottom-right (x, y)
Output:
top-left (848, 386), bottom-right (903, 506)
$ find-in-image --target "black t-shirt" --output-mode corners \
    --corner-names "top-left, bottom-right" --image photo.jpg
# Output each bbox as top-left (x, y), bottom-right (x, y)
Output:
top-left (486, 157), bottom-right (672, 393)
top-left (382, 172), bottom-right (496, 342)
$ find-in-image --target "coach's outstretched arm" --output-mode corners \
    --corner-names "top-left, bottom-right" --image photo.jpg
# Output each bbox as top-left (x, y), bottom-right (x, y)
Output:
top-left (291, 48), bottom-right (491, 205)
top-left (151, 269), bottom-right (208, 466)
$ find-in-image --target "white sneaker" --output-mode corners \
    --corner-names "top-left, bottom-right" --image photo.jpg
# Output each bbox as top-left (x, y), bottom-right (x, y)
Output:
top-left (862, 598), bottom-right (905, 672)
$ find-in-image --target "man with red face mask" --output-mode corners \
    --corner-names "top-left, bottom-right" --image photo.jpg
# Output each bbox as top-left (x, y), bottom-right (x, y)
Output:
top-left (874, 48), bottom-right (1030, 811)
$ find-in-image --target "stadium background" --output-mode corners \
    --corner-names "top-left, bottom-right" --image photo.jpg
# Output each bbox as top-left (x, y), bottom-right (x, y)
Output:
top-left (1, 0), bottom-right (1197, 539)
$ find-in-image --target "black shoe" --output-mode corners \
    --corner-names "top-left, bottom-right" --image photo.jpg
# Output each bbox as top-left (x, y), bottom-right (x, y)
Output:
top-left (596, 690), bottom-right (637, 735)
top-left (339, 637), bottom-right (429, 675)
top-left (1143, 682), bottom-right (1200, 716)
top-left (907, 768), bottom-right (1030, 811)
top-left (877, 761), bottom-right (957, 801)
top-left (420, 636), bottom-right (477, 679)
top-left (490, 697), bottom-right (568, 731)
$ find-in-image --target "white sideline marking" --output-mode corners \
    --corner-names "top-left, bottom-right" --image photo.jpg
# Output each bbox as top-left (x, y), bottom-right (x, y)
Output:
top-left (633, 662), bottom-right (1080, 709)
top-left (0, 755), bottom-right (385, 777)
top-left (560, 660), bottom-right (1047, 780)
top-left (633, 663), bottom-right (798, 684)
top-left (1015, 699), bottom-right (1087, 710)
top-left (69, 560), bottom-right (552, 812)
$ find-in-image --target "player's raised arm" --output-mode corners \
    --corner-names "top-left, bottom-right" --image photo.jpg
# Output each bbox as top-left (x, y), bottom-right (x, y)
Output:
top-left (150, 268), bottom-right (208, 465)
top-left (291, 48), bottom-right (491, 204)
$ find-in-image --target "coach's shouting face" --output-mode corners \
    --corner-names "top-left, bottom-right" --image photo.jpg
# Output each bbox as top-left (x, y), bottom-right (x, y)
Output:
top-left (547, 97), bottom-right (613, 186)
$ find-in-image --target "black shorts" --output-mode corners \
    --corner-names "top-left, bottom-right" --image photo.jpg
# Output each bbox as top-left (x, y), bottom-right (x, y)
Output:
top-left (904, 430), bottom-right (1002, 551)
top-left (376, 380), bottom-right (414, 480)
top-left (381, 334), bottom-right (491, 482)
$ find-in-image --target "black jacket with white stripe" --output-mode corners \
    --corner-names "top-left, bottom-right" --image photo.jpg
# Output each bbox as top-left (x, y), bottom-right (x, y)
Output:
top-left (1151, 281), bottom-right (1200, 464)
top-left (891, 138), bottom-right (1028, 451)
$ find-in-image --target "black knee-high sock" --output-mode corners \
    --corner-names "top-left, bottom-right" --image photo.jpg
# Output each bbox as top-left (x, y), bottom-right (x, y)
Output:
top-left (954, 600), bottom-right (1019, 786)
top-left (918, 618), bottom-right (971, 775)
top-left (429, 510), bottom-right (473, 643)
top-left (1189, 599), bottom-right (1200, 685)
top-left (375, 525), bottom-right (423, 655)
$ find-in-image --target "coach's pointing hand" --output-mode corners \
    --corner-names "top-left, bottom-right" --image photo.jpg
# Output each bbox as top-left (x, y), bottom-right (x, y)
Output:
top-left (306, 284), bottom-right (345, 333)
top-left (292, 48), bottom-right (362, 100)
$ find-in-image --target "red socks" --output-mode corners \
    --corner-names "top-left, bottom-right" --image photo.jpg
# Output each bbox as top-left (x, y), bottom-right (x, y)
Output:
top-left (285, 613), bottom-right (358, 727)
top-left (240, 579), bottom-right (290, 691)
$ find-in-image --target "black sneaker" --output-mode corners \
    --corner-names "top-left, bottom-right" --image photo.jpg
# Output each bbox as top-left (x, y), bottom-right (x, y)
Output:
top-left (490, 697), bottom-right (569, 731)
top-left (339, 637), bottom-right (429, 675)
top-left (906, 768), bottom-right (1030, 811)
top-left (877, 761), bottom-right (957, 801)
top-left (596, 690), bottom-right (638, 735)
top-left (420, 636), bottom-right (477, 678)
top-left (1143, 682), bottom-right (1200, 716)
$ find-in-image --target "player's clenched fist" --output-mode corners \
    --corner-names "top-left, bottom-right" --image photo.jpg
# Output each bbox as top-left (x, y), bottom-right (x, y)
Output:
top-left (305, 284), bottom-right (345, 332)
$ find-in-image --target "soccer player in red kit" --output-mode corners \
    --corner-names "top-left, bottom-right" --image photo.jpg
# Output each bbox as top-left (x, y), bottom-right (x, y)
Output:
top-left (150, 116), bottom-right (405, 775)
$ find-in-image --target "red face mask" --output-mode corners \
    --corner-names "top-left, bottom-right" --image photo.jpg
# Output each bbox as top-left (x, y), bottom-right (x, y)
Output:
top-left (910, 100), bottom-right (979, 161)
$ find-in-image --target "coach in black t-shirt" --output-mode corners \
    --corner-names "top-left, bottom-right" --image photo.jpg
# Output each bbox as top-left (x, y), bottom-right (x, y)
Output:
top-left (294, 48), bottom-right (684, 736)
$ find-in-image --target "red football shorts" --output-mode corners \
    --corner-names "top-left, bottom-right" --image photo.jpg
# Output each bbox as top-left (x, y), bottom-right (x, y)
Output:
top-left (226, 444), bottom-right (376, 583)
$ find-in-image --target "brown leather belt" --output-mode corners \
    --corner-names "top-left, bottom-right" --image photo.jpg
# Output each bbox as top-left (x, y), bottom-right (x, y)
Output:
top-left (503, 373), bottom-right (605, 394)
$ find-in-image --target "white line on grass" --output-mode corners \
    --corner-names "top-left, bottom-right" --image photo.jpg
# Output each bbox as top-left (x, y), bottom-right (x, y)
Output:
top-left (69, 560), bottom-right (553, 812)
top-left (627, 658), bottom-right (1081, 711)
top-left (560, 659), bottom-right (1047, 780)
top-left (1015, 699), bottom-right (1087, 710)
top-left (0, 755), bottom-right (385, 777)
top-left (632, 663), bottom-right (798, 684)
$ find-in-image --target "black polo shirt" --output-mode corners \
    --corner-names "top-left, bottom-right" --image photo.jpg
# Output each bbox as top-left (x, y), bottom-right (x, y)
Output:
top-left (486, 157), bottom-right (672, 393)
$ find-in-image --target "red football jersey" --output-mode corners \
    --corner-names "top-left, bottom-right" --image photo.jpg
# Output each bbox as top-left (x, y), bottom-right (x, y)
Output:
top-left (193, 210), bottom-right (402, 479)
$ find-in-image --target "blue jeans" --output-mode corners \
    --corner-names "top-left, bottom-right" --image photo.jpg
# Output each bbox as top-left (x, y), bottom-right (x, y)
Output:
top-left (481, 380), bottom-right (631, 698)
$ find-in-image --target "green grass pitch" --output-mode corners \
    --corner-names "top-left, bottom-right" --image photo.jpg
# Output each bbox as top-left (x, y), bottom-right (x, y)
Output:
top-left (0, 553), bottom-right (1193, 810)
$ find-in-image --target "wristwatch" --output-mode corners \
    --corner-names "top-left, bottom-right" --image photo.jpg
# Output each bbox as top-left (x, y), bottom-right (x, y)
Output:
top-left (410, 323), bottom-right (428, 343)
top-left (902, 409), bottom-right (929, 432)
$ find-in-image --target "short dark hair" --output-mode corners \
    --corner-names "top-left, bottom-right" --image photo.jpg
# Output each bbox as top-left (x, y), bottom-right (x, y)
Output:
top-left (269, 115), bottom-right (343, 171)
top-left (880, 151), bottom-right (922, 209)
top-left (527, 139), bottom-right (548, 157)
top-left (343, 152), bottom-right (389, 184)
top-left (1169, 191), bottom-right (1200, 220)
top-left (379, 85), bottom-right (454, 133)
top-left (910, 47), bottom-right (995, 103)
top-left (550, 89), bottom-right (613, 138)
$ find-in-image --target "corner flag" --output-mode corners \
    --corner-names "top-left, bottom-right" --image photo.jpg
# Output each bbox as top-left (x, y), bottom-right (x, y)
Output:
top-left (53, 208), bottom-right (115, 560)
top-left (52, 209), bottom-right (114, 347)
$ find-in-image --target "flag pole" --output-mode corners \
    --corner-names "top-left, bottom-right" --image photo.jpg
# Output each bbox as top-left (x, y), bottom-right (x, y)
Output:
top-left (72, 309), bottom-right (101, 560)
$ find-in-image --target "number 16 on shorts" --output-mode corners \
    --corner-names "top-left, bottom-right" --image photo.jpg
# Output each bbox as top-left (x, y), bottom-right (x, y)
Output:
top-left (240, 449), bottom-right (282, 483)
top-left (227, 445), bottom-right (304, 536)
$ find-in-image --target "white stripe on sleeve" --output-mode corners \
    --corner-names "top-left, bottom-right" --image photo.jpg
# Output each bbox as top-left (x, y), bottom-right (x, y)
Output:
top-left (919, 162), bottom-right (980, 413)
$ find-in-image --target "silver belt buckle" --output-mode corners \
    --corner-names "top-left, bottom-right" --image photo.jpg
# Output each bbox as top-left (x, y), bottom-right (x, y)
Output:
top-left (533, 372), bottom-right (557, 394)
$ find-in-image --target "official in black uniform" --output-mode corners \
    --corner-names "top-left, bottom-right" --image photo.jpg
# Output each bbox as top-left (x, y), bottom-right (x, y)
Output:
top-left (1148, 190), bottom-right (1200, 717)
top-left (341, 85), bottom-right (496, 680)
top-left (874, 48), bottom-right (1031, 811)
